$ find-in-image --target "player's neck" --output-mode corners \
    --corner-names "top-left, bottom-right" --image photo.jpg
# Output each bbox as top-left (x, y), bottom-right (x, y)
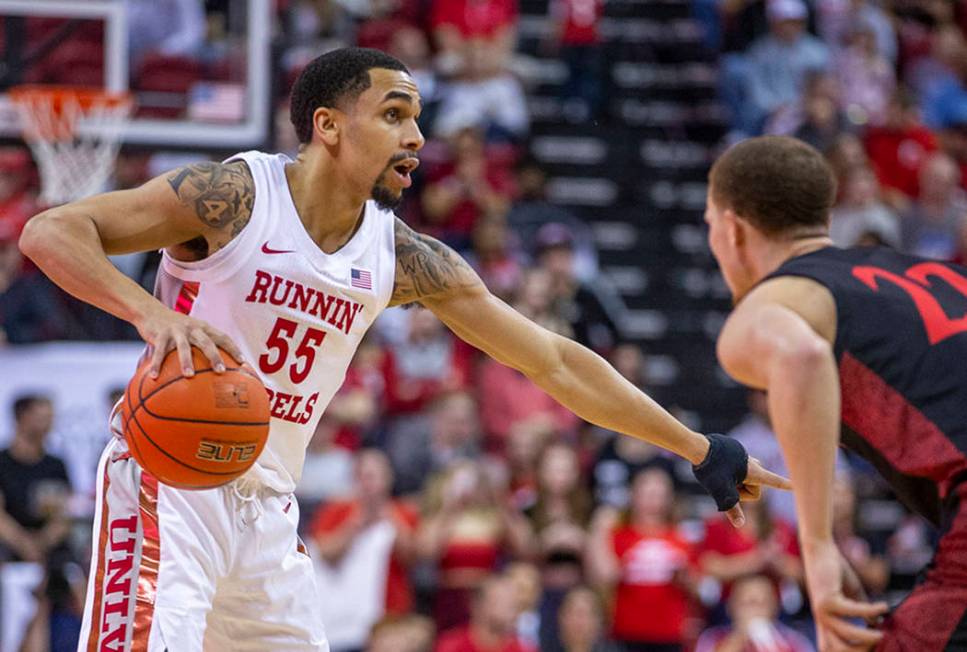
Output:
top-left (754, 235), bottom-right (833, 283)
top-left (285, 156), bottom-right (369, 254)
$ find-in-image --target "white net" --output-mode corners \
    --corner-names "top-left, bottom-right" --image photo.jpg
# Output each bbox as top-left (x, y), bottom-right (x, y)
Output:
top-left (11, 87), bottom-right (133, 206)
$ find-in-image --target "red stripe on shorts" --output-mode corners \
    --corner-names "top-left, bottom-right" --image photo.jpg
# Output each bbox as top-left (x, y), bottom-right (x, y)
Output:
top-left (85, 460), bottom-right (112, 652)
top-left (131, 472), bottom-right (161, 651)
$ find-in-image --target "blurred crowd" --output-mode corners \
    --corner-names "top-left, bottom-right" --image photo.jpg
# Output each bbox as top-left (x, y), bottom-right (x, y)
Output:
top-left (696, 0), bottom-right (967, 254)
top-left (1, 0), bottom-right (964, 651)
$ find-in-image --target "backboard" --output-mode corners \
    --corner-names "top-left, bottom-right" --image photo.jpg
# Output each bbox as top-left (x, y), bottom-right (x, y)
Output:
top-left (0, 0), bottom-right (271, 150)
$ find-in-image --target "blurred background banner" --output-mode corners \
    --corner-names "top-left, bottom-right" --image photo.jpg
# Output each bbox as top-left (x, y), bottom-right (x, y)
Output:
top-left (0, 342), bottom-right (142, 506)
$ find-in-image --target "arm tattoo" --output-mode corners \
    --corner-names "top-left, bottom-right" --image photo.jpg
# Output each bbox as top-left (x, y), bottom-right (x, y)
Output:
top-left (166, 161), bottom-right (254, 234)
top-left (390, 218), bottom-right (480, 307)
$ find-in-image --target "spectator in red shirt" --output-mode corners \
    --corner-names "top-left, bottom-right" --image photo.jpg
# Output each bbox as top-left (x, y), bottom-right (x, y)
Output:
top-left (586, 467), bottom-right (696, 652)
top-left (435, 574), bottom-right (537, 652)
top-left (697, 498), bottom-right (802, 607)
top-left (430, 0), bottom-right (518, 79)
top-left (421, 127), bottom-right (516, 249)
top-left (548, 0), bottom-right (605, 122)
top-left (863, 89), bottom-right (939, 209)
top-left (429, 0), bottom-right (528, 141)
top-left (382, 305), bottom-right (473, 416)
top-left (0, 152), bottom-right (80, 344)
top-left (694, 575), bottom-right (815, 652)
top-left (477, 354), bottom-right (580, 453)
top-left (311, 449), bottom-right (419, 651)
top-left (417, 460), bottom-right (536, 633)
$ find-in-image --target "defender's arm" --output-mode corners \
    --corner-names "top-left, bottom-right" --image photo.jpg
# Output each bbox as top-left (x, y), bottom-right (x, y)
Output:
top-left (718, 278), bottom-right (886, 650)
top-left (390, 220), bottom-right (790, 523)
top-left (19, 161), bottom-right (252, 374)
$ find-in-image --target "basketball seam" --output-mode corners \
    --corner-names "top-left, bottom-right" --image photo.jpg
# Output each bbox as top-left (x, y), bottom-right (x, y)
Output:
top-left (137, 364), bottom-right (246, 401)
top-left (128, 406), bottom-right (246, 477)
top-left (135, 368), bottom-right (269, 426)
top-left (136, 362), bottom-right (262, 400)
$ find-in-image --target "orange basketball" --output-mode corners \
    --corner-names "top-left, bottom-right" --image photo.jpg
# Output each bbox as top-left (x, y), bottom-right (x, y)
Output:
top-left (121, 346), bottom-right (270, 490)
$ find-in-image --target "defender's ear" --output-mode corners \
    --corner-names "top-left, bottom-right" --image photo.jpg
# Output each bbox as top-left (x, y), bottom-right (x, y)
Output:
top-left (723, 207), bottom-right (746, 249)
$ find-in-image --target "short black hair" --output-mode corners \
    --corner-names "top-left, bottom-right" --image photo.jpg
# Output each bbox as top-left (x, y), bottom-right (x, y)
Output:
top-left (289, 47), bottom-right (410, 144)
top-left (13, 394), bottom-right (51, 421)
top-left (710, 136), bottom-right (836, 237)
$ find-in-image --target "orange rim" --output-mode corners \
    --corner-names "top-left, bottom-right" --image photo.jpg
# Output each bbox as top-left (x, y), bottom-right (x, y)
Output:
top-left (9, 85), bottom-right (133, 140)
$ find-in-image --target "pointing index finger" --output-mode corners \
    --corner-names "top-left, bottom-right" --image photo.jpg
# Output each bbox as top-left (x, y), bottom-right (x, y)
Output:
top-left (747, 461), bottom-right (793, 490)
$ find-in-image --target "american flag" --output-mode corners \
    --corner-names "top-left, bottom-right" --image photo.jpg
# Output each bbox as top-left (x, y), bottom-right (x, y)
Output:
top-left (351, 267), bottom-right (372, 290)
top-left (188, 82), bottom-right (246, 123)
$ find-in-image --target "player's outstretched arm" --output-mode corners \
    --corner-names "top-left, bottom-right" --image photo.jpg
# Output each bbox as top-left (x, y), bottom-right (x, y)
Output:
top-left (718, 278), bottom-right (888, 652)
top-left (18, 161), bottom-right (252, 376)
top-left (390, 219), bottom-right (790, 525)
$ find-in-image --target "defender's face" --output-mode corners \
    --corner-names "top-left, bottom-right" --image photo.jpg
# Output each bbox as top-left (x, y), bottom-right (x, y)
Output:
top-left (344, 68), bottom-right (425, 210)
top-left (705, 190), bottom-right (753, 301)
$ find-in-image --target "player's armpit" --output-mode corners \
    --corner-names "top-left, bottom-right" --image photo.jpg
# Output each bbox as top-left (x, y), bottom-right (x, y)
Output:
top-left (389, 218), bottom-right (480, 307)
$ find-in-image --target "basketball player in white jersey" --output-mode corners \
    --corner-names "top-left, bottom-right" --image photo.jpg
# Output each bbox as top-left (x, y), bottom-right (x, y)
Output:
top-left (20, 48), bottom-right (788, 651)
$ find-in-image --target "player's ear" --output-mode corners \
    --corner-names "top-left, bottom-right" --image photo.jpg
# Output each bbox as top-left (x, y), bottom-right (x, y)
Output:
top-left (312, 107), bottom-right (340, 146)
top-left (723, 208), bottom-right (745, 248)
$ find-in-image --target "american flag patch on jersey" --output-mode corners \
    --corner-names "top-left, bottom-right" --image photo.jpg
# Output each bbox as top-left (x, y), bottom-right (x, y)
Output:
top-left (351, 267), bottom-right (372, 290)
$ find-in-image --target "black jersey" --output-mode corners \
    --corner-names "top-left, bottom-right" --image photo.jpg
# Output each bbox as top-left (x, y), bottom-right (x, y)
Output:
top-left (764, 246), bottom-right (967, 526)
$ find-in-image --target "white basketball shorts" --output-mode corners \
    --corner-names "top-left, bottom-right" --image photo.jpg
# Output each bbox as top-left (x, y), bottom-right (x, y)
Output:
top-left (77, 438), bottom-right (329, 651)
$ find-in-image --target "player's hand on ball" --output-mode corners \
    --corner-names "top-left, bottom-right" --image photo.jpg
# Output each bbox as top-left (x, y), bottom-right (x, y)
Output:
top-left (692, 434), bottom-right (792, 527)
top-left (136, 304), bottom-right (246, 378)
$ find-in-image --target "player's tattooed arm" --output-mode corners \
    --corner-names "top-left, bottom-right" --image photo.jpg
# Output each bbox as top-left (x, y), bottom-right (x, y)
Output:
top-left (389, 218), bottom-right (482, 307)
top-left (166, 160), bottom-right (255, 242)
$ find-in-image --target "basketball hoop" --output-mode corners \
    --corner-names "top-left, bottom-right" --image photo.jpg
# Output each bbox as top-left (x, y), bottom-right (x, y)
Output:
top-left (9, 85), bottom-right (134, 205)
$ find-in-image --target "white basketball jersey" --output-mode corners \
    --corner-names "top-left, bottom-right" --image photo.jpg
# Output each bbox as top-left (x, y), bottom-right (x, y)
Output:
top-left (155, 151), bottom-right (396, 493)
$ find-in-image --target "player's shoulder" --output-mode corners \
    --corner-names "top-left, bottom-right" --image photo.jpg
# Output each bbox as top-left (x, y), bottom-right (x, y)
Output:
top-left (164, 157), bottom-right (256, 238)
top-left (740, 274), bottom-right (837, 341)
top-left (389, 217), bottom-right (482, 307)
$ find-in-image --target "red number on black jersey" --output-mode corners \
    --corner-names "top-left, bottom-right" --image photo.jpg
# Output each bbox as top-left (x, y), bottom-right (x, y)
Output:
top-left (853, 262), bottom-right (967, 345)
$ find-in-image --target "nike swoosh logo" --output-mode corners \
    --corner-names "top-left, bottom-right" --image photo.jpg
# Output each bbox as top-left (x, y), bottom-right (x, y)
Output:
top-left (261, 242), bottom-right (295, 255)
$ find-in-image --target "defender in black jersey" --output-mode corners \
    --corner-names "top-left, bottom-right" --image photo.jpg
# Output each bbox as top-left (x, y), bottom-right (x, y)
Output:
top-left (705, 136), bottom-right (967, 652)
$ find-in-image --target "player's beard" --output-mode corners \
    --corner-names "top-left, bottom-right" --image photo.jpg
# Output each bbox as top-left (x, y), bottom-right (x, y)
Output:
top-left (371, 168), bottom-right (403, 211)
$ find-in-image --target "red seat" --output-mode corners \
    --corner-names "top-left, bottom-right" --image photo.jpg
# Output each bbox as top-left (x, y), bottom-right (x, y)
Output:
top-left (36, 40), bottom-right (105, 85)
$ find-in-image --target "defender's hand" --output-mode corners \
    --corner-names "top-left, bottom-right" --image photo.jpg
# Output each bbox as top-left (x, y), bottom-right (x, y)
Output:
top-left (808, 540), bottom-right (888, 652)
top-left (136, 305), bottom-right (245, 378)
top-left (692, 434), bottom-right (792, 527)
top-left (814, 589), bottom-right (888, 652)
